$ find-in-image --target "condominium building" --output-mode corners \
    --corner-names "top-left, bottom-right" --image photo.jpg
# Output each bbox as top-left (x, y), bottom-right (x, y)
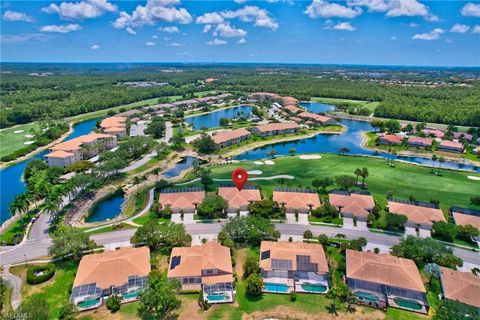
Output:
top-left (251, 122), bottom-right (300, 137)
top-left (211, 128), bottom-right (251, 149)
top-left (100, 116), bottom-right (127, 138)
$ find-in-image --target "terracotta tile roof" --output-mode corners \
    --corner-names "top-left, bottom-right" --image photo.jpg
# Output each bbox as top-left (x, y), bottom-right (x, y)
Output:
top-left (284, 105), bottom-right (302, 114)
top-left (422, 129), bottom-right (445, 138)
top-left (251, 92), bottom-right (280, 99)
top-left (168, 242), bottom-right (233, 283)
top-left (74, 247), bottom-right (150, 288)
top-left (380, 134), bottom-right (403, 144)
top-left (453, 132), bottom-right (473, 141)
top-left (273, 190), bottom-right (320, 211)
top-left (408, 137), bottom-right (433, 146)
top-left (290, 117), bottom-right (302, 123)
top-left (452, 212), bottom-right (480, 229)
top-left (253, 122), bottom-right (300, 133)
top-left (282, 96), bottom-right (298, 104)
top-left (100, 116), bottom-right (126, 130)
top-left (159, 191), bottom-right (205, 211)
top-left (329, 193), bottom-right (375, 218)
top-left (104, 127), bottom-right (125, 133)
top-left (260, 241), bottom-right (329, 274)
top-left (218, 187), bottom-right (262, 209)
top-left (297, 112), bottom-right (332, 123)
top-left (439, 140), bottom-right (464, 150)
top-left (45, 150), bottom-right (75, 159)
top-left (346, 250), bottom-right (426, 293)
top-left (440, 267), bottom-right (480, 308)
top-left (51, 133), bottom-right (115, 152)
top-left (388, 201), bottom-right (446, 226)
top-left (212, 128), bottom-right (250, 145)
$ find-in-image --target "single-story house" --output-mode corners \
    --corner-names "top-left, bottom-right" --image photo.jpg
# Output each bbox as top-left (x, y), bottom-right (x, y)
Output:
top-left (273, 188), bottom-right (320, 214)
top-left (388, 199), bottom-right (446, 237)
top-left (451, 207), bottom-right (480, 242)
top-left (211, 128), bottom-right (251, 149)
top-left (453, 132), bottom-right (473, 142)
top-left (439, 140), bottom-right (465, 153)
top-left (407, 137), bottom-right (433, 148)
top-left (251, 122), bottom-right (300, 137)
top-left (378, 134), bottom-right (403, 145)
top-left (438, 267), bottom-right (480, 310)
top-left (168, 242), bottom-right (234, 304)
top-left (218, 186), bottom-right (262, 213)
top-left (329, 191), bottom-right (375, 227)
top-left (422, 129), bottom-right (445, 139)
top-left (71, 247), bottom-right (150, 311)
top-left (159, 188), bottom-right (205, 213)
top-left (346, 250), bottom-right (428, 314)
top-left (260, 241), bottom-right (330, 294)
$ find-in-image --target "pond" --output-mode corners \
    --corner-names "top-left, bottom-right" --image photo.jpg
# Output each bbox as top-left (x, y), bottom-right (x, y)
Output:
top-left (185, 105), bottom-right (253, 130)
top-left (85, 189), bottom-right (125, 223)
top-left (0, 117), bottom-right (100, 224)
top-left (235, 102), bottom-right (480, 173)
top-left (163, 156), bottom-right (198, 179)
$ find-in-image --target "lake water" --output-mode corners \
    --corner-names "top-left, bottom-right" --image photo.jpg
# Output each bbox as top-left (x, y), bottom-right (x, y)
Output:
top-left (85, 190), bottom-right (124, 223)
top-left (0, 118), bottom-right (100, 224)
top-left (185, 105), bottom-right (253, 130)
top-left (163, 156), bottom-right (197, 178)
top-left (235, 102), bottom-right (480, 173)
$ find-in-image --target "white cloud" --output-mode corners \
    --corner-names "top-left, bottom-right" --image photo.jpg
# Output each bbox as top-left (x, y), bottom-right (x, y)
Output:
top-left (203, 24), bottom-right (212, 33)
top-left (305, 0), bottom-right (362, 19)
top-left (473, 25), bottom-right (480, 34)
top-left (2, 10), bottom-right (35, 23)
top-left (42, 0), bottom-right (116, 20)
top-left (408, 22), bottom-right (419, 27)
top-left (146, 41), bottom-right (156, 46)
top-left (113, 0), bottom-right (192, 34)
top-left (450, 24), bottom-right (470, 33)
top-left (159, 26), bottom-right (179, 33)
top-left (346, 0), bottom-right (389, 12)
top-left (126, 27), bottom-right (137, 35)
top-left (206, 38), bottom-right (227, 45)
top-left (412, 28), bottom-right (444, 40)
top-left (324, 20), bottom-right (356, 31)
top-left (40, 23), bottom-right (82, 33)
top-left (221, 6), bottom-right (278, 30)
top-left (151, 35), bottom-right (158, 39)
top-left (0, 33), bottom-right (50, 44)
top-left (163, 36), bottom-right (171, 40)
top-left (346, 0), bottom-right (438, 21)
top-left (234, 0), bottom-right (248, 3)
top-left (461, 2), bottom-right (480, 17)
top-left (196, 12), bottom-right (224, 24)
top-left (168, 42), bottom-right (182, 46)
top-left (214, 23), bottom-right (247, 38)
top-left (91, 44), bottom-right (100, 49)
top-left (237, 38), bottom-right (246, 44)
top-left (390, 36), bottom-right (396, 40)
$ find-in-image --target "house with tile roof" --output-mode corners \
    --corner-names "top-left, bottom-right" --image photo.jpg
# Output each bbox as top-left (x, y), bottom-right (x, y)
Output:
top-left (439, 267), bottom-right (480, 310)
top-left (439, 140), bottom-right (465, 153)
top-left (168, 242), bottom-right (234, 304)
top-left (388, 199), bottom-right (446, 237)
top-left (71, 247), bottom-right (150, 310)
top-left (297, 112), bottom-right (335, 125)
top-left (159, 188), bottom-right (205, 213)
top-left (453, 132), bottom-right (473, 142)
top-left (329, 191), bottom-right (375, 229)
top-left (259, 241), bottom-right (330, 294)
top-left (273, 188), bottom-right (320, 214)
top-left (100, 116), bottom-right (127, 139)
top-left (379, 134), bottom-right (403, 145)
top-left (422, 129), bottom-right (445, 139)
top-left (218, 186), bottom-right (262, 214)
top-left (407, 137), bottom-right (433, 148)
top-left (451, 207), bottom-right (480, 244)
top-left (346, 250), bottom-right (428, 314)
top-left (211, 128), bottom-right (251, 149)
top-left (251, 122), bottom-right (300, 137)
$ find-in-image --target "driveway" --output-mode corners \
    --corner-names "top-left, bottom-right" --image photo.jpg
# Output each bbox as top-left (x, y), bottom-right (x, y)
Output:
top-left (163, 121), bottom-right (173, 144)
top-left (130, 120), bottom-right (148, 137)
top-left (1, 266), bottom-right (21, 309)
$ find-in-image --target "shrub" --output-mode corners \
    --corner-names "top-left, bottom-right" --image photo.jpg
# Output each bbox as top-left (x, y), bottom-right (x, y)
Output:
top-left (26, 263), bottom-right (56, 285)
top-left (290, 292), bottom-right (297, 302)
top-left (246, 273), bottom-right (263, 296)
top-left (243, 256), bottom-right (259, 279)
top-left (106, 295), bottom-right (121, 312)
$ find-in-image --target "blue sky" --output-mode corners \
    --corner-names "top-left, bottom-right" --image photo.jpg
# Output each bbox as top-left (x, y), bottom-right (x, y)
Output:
top-left (1, 0), bottom-right (479, 66)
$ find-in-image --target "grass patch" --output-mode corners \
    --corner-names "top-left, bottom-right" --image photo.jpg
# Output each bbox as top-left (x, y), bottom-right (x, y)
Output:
top-left (308, 215), bottom-right (343, 225)
top-left (119, 301), bottom-right (140, 317)
top-left (385, 307), bottom-right (428, 320)
top-left (123, 187), bottom-right (150, 218)
top-left (0, 123), bottom-right (40, 158)
top-left (0, 210), bottom-right (39, 245)
top-left (83, 223), bottom-right (136, 235)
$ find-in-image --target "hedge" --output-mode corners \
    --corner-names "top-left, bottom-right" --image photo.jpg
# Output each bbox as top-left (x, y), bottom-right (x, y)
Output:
top-left (26, 263), bottom-right (56, 285)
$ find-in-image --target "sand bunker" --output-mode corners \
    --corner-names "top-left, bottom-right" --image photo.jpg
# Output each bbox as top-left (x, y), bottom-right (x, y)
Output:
top-left (253, 161), bottom-right (264, 165)
top-left (14, 130), bottom-right (24, 133)
top-left (264, 160), bottom-right (275, 165)
top-left (299, 154), bottom-right (322, 160)
top-left (24, 134), bottom-right (34, 138)
top-left (231, 160), bottom-right (239, 163)
top-left (467, 176), bottom-right (480, 181)
top-left (248, 170), bottom-right (263, 175)
top-left (23, 141), bottom-right (34, 145)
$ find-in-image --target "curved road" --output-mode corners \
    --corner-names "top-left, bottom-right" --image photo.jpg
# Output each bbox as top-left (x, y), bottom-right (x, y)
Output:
top-left (1, 221), bottom-right (478, 267)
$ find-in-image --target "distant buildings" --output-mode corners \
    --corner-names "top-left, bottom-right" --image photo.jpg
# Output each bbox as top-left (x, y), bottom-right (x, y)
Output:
top-left (100, 116), bottom-right (127, 139)
top-left (273, 188), bottom-right (320, 213)
top-left (168, 242), bottom-right (234, 304)
top-left (218, 186), bottom-right (261, 213)
top-left (45, 133), bottom-right (117, 168)
top-left (251, 122), bottom-right (300, 137)
top-left (159, 188), bottom-right (205, 213)
top-left (388, 199), bottom-right (446, 237)
top-left (422, 129), bottom-right (445, 139)
top-left (71, 247), bottom-right (150, 311)
top-left (346, 250), bottom-right (428, 313)
top-left (259, 241), bottom-right (330, 294)
top-left (211, 128), bottom-right (251, 149)
top-left (438, 267), bottom-right (480, 310)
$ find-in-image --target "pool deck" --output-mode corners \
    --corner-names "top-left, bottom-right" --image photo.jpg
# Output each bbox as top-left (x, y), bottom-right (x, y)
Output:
top-left (295, 279), bottom-right (330, 294)
top-left (388, 296), bottom-right (428, 314)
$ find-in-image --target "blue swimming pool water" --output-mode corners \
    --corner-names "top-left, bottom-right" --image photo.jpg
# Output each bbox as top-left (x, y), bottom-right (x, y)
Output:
top-left (207, 292), bottom-right (229, 301)
top-left (263, 282), bottom-right (289, 293)
top-left (185, 105), bottom-right (253, 130)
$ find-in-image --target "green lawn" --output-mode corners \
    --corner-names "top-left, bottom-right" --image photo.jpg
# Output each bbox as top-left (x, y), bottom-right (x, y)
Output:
top-left (202, 154), bottom-right (479, 209)
top-left (0, 123), bottom-right (40, 158)
top-left (385, 308), bottom-right (428, 320)
top-left (0, 210), bottom-right (39, 245)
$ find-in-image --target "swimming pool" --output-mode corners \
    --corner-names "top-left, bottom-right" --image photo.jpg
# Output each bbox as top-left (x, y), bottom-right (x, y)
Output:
top-left (207, 292), bottom-right (230, 302)
top-left (300, 283), bottom-right (328, 293)
top-left (78, 298), bottom-right (101, 309)
top-left (122, 291), bottom-right (139, 300)
top-left (394, 297), bottom-right (423, 310)
top-left (263, 282), bottom-right (289, 293)
top-left (355, 291), bottom-right (380, 302)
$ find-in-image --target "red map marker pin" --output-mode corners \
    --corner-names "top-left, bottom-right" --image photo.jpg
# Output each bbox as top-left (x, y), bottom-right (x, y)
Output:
top-left (232, 168), bottom-right (248, 191)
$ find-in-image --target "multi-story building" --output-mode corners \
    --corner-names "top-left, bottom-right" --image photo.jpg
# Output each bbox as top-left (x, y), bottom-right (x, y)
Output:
top-left (100, 116), bottom-right (127, 139)
top-left (439, 140), bottom-right (465, 153)
top-left (211, 128), bottom-right (251, 149)
top-left (251, 122), bottom-right (300, 137)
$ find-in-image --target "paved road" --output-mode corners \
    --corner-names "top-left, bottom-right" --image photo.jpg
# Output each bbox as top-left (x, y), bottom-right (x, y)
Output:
top-left (130, 120), bottom-right (148, 137)
top-left (163, 121), bottom-right (173, 144)
top-left (1, 266), bottom-right (21, 309)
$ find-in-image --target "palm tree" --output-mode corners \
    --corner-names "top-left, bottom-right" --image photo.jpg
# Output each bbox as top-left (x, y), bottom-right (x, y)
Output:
top-left (217, 154), bottom-right (223, 164)
top-left (386, 146), bottom-right (392, 166)
top-left (438, 156), bottom-right (445, 174)
top-left (354, 168), bottom-right (362, 184)
top-left (339, 147), bottom-right (350, 155)
top-left (152, 168), bottom-right (160, 182)
top-left (431, 154), bottom-right (438, 174)
top-left (267, 149), bottom-right (277, 159)
top-left (132, 176), bottom-right (142, 190)
top-left (360, 167), bottom-right (369, 187)
top-left (43, 198), bottom-right (60, 222)
top-left (9, 193), bottom-right (29, 228)
top-left (288, 148), bottom-right (296, 156)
